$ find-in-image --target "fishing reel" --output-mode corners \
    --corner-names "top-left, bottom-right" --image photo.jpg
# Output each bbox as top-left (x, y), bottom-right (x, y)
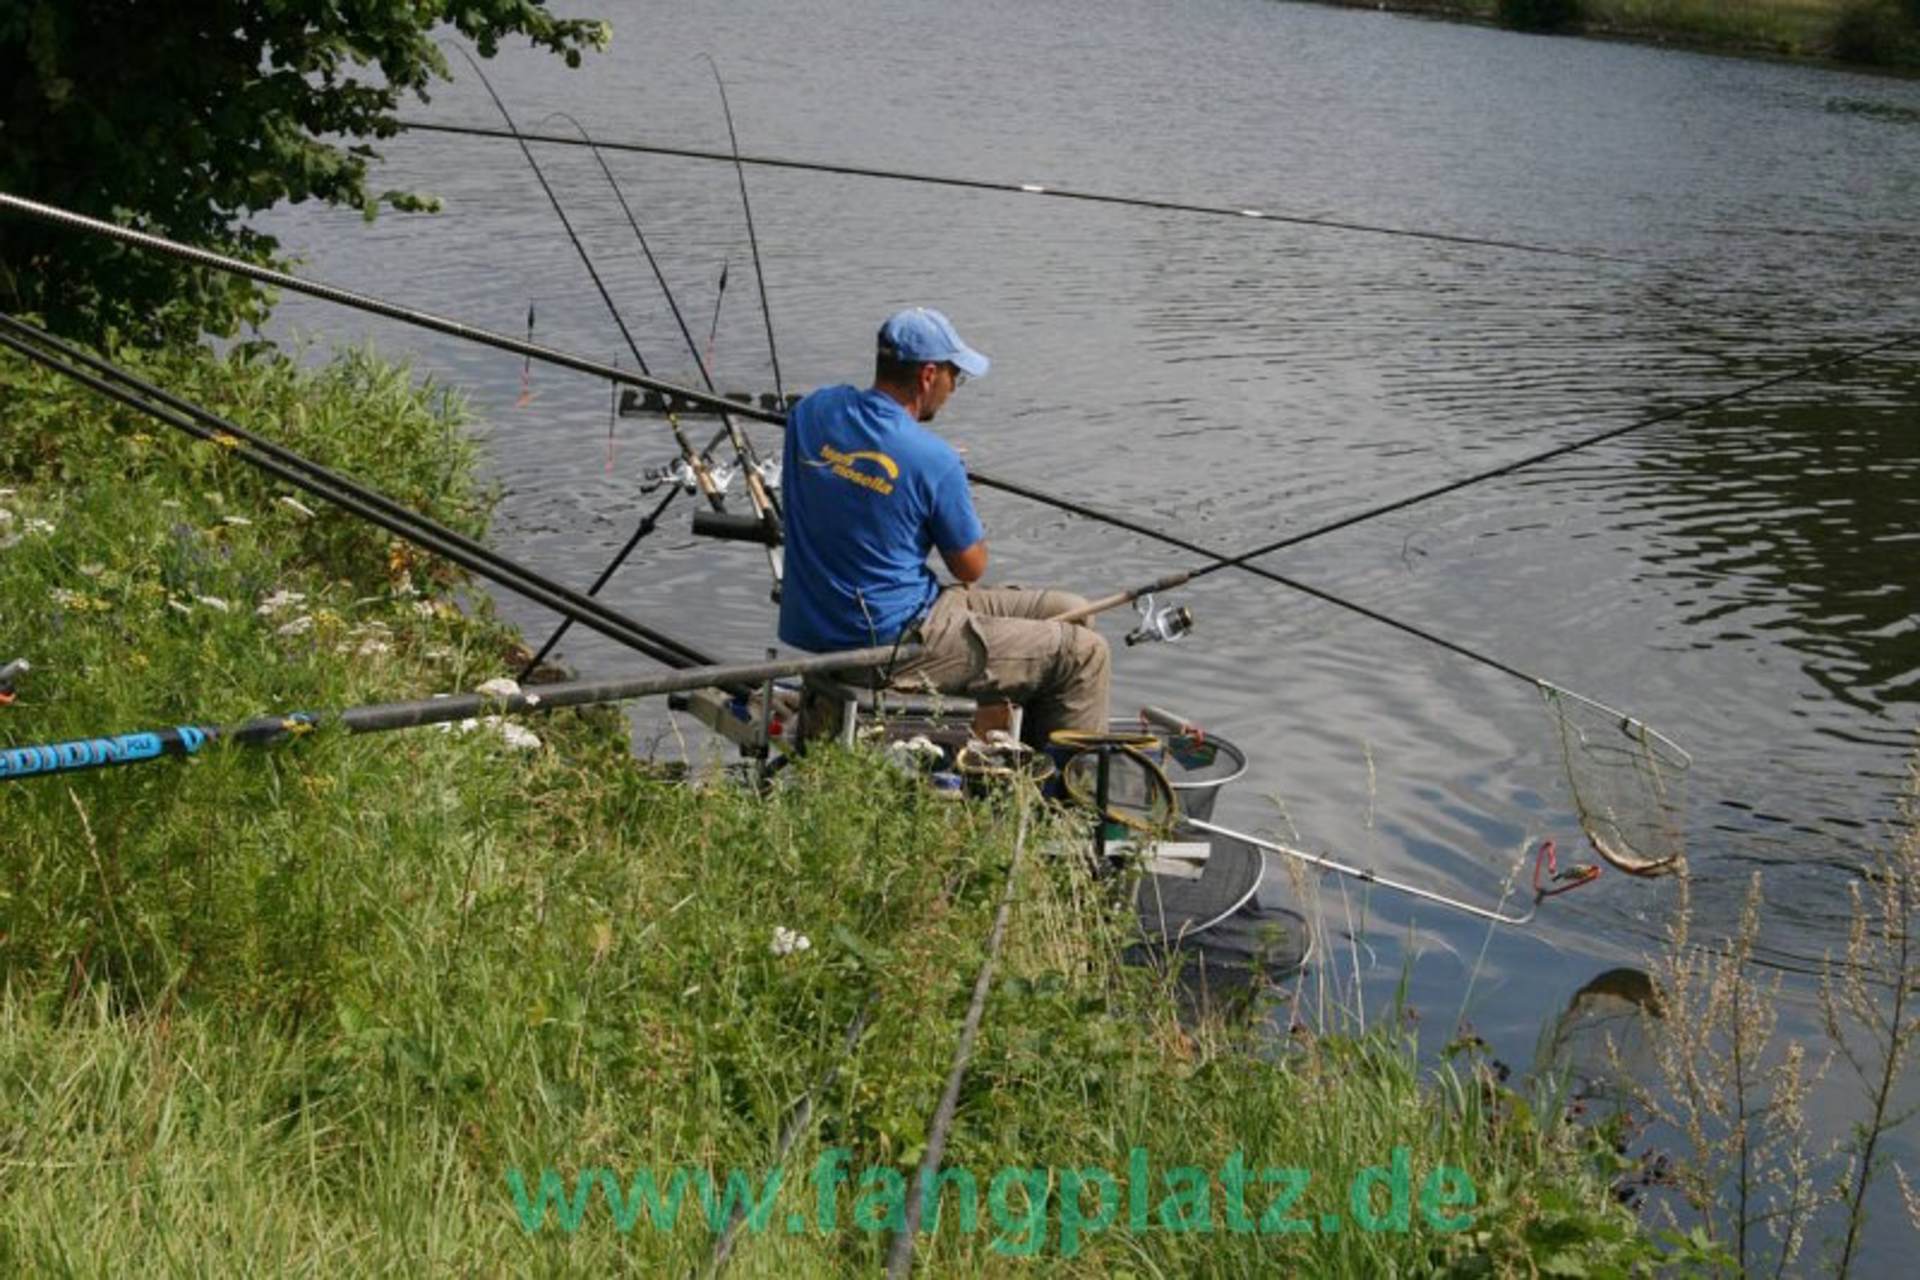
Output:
top-left (1125, 593), bottom-right (1194, 647)
top-left (638, 457), bottom-right (704, 495)
top-left (637, 456), bottom-right (782, 499)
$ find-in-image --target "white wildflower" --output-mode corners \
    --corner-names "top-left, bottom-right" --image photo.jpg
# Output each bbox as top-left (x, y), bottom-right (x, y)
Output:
top-left (436, 714), bottom-right (539, 751)
top-left (23, 519), bottom-right (54, 537)
top-left (412, 601), bottom-right (436, 619)
top-left (78, 563), bottom-right (106, 578)
top-left (255, 590), bottom-right (306, 616)
top-left (770, 926), bottom-right (812, 957)
top-left (160, 499), bottom-right (182, 509)
top-left (51, 587), bottom-right (87, 608)
top-left (167, 597), bottom-right (194, 615)
top-left (221, 515), bottom-right (252, 527)
top-left (354, 639), bottom-right (392, 657)
top-left (276, 496), bottom-right (317, 519)
top-left (492, 720), bottom-right (541, 751)
top-left (195, 595), bottom-right (230, 613)
top-left (275, 615), bottom-right (315, 637)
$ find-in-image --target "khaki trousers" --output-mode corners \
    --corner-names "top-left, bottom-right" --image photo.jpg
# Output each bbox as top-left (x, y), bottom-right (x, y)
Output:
top-left (888, 585), bottom-right (1111, 748)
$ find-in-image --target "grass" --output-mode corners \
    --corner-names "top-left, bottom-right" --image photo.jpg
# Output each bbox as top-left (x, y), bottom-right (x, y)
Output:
top-left (0, 336), bottom-right (1657, 1273)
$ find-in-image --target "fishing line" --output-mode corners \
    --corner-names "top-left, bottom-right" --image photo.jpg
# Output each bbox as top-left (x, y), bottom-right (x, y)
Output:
top-left (707, 55), bottom-right (785, 404)
top-left (0, 315), bottom-right (717, 674)
top-left (450, 46), bottom-right (731, 518)
top-left (393, 119), bottom-right (1637, 267)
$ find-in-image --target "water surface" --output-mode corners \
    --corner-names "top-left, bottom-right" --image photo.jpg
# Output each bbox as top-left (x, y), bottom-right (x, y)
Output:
top-left (256, 0), bottom-right (1920, 1255)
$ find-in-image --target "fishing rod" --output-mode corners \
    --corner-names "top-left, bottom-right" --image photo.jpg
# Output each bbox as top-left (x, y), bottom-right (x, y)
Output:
top-left (0, 315), bottom-right (719, 676)
top-left (505, 109), bottom-right (783, 675)
top-left (0, 193), bottom-right (777, 420)
top-left (450, 47), bottom-right (733, 521)
top-left (533, 109), bottom-right (782, 569)
top-left (0, 644), bottom-right (919, 783)
top-left (393, 119), bottom-right (1636, 267)
top-left (702, 56), bottom-right (788, 408)
top-left (8, 194), bottom-right (1905, 715)
top-left (1017, 324), bottom-right (1920, 691)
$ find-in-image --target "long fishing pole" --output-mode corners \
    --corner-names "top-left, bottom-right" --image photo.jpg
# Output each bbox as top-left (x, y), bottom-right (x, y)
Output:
top-left (536, 110), bottom-right (781, 554)
top-left (702, 56), bottom-right (789, 405)
top-left (0, 194), bottom-right (777, 422)
top-left (9, 194), bottom-right (1909, 698)
top-left (516, 420), bottom-right (736, 678)
top-left (0, 316), bottom-right (718, 675)
top-left (0, 643), bottom-right (919, 783)
top-left (394, 118), bottom-right (1635, 267)
top-left (508, 111), bottom-right (780, 674)
top-left (451, 47), bottom-right (731, 518)
top-left (993, 324), bottom-right (1920, 691)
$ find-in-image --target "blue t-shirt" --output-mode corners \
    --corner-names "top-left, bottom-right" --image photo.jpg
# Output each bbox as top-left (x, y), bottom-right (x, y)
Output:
top-left (778, 385), bottom-right (985, 651)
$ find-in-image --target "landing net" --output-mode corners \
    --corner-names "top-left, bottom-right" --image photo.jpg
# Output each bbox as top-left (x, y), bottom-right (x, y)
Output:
top-left (1542, 682), bottom-right (1691, 877)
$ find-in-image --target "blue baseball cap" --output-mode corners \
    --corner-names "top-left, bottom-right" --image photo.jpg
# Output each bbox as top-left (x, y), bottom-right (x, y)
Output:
top-left (877, 307), bottom-right (990, 378)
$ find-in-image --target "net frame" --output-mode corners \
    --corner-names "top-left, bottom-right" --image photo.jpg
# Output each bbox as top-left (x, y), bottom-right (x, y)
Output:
top-left (1540, 681), bottom-right (1692, 877)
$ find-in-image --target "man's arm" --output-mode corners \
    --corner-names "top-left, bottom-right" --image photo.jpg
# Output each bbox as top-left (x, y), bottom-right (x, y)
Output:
top-left (941, 540), bottom-right (988, 584)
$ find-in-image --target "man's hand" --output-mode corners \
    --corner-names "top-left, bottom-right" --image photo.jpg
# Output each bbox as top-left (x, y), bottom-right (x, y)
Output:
top-left (942, 540), bottom-right (988, 584)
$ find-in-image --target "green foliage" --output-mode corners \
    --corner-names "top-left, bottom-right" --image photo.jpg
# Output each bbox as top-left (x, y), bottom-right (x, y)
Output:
top-left (0, 340), bottom-right (1661, 1272)
top-left (1497, 0), bottom-right (1585, 33)
top-left (0, 2), bottom-right (609, 344)
top-left (1830, 0), bottom-right (1920, 63)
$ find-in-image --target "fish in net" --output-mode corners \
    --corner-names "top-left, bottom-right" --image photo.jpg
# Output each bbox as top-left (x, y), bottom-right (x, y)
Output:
top-left (1542, 682), bottom-right (1692, 877)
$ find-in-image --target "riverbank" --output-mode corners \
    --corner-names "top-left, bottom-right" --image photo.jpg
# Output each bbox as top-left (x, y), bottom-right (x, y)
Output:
top-left (0, 338), bottom-right (1655, 1272)
top-left (1308, 0), bottom-right (1920, 67)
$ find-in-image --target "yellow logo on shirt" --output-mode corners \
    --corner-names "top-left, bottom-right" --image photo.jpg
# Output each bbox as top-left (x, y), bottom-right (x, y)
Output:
top-left (813, 444), bottom-right (898, 496)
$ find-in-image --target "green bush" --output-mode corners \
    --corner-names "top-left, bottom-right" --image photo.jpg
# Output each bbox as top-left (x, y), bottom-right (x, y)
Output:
top-left (1498, 0), bottom-right (1583, 33)
top-left (1832, 0), bottom-right (1920, 64)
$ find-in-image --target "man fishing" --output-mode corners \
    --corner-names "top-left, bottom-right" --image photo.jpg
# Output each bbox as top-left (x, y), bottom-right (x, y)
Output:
top-left (779, 307), bottom-right (1110, 748)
